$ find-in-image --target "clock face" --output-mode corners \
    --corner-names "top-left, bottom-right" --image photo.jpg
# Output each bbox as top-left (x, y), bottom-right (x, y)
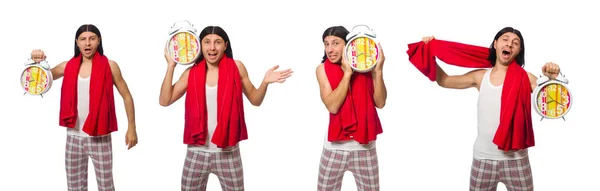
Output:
top-left (168, 32), bottom-right (200, 64)
top-left (21, 65), bottom-right (51, 95)
top-left (346, 36), bottom-right (379, 71)
top-left (535, 83), bottom-right (572, 118)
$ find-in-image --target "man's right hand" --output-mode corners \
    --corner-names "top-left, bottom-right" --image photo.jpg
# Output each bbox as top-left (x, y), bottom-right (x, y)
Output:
top-left (422, 36), bottom-right (435, 44)
top-left (164, 46), bottom-right (177, 68)
top-left (31, 49), bottom-right (46, 62)
top-left (341, 49), bottom-right (354, 76)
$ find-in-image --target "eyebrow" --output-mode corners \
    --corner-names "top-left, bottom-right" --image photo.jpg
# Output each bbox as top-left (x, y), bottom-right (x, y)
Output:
top-left (502, 35), bottom-right (521, 42)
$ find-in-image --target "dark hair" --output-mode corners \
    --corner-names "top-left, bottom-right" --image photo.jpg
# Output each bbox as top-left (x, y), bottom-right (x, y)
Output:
top-left (321, 26), bottom-right (349, 63)
top-left (488, 27), bottom-right (525, 67)
top-left (197, 26), bottom-right (233, 62)
top-left (74, 24), bottom-right (103, 57)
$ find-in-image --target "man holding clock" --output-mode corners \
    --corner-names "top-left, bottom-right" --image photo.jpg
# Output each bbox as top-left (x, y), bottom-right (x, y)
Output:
top-left (29, 24), bottom-right (139, 191)
top-left (407, 26), bottom-right (561, 191)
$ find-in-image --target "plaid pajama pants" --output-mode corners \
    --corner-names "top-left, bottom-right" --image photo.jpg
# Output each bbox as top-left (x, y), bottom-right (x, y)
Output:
top-left (65, 134), bottom-right (114, 191)
top-left (181, 148), bottom-right (244, 191)
top-left (317, 147), bottom-right (379, 191)
top-left (470, 156), bottom-right (533, 191)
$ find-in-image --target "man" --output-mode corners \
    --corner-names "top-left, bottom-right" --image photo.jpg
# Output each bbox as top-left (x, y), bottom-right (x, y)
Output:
top-left (30, 24), bottom-right (139, 191)
top-left (159, 25), bottom-right (292, 191)
top-left (407, 27), bottom-right (561, 191)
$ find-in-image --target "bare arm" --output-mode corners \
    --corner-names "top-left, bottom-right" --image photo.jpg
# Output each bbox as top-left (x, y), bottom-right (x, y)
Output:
top-left (316, 64), bottom-right (352, 114)
top-left (159, 65), bottom-right (190, 106)
top-left (527, 62), bottom-right (562, 91)
top-left (372, 72), bottom-right (387, 108)
top-left (371, 44), bottom-right (387, 109)
top-left (50, 61), bottom-right (67, 80)
top-left (435, 64), bottom-right (486, 90)
top-left (237, 60), bottom-right (269, 106)
top-left (527, 72), bottom-right (538, 91)
top-left (236, 60), bottom-right (292, 106)
top-left (31, 49), bottom-right (66, 80)
top-left (109, 60), bottom-right (138, 149)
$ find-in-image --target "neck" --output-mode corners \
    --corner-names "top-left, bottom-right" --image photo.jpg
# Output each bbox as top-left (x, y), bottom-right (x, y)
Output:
top-left (82, 55), bottom-right (93, 65)
top-left (492, 61), bottom-right (509, 73)
top-left (207, 61), bottom-right (219, 71)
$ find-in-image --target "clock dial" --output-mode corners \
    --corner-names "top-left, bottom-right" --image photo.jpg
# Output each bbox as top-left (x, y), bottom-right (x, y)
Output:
top-left (168, 32), bottom-right (200, 64)
top-left (346, 37), bottom-right (379, 71)
top-left (536, 83), bottom-right (571, 118)
top-left (21, 65), bottom-right (50, 95)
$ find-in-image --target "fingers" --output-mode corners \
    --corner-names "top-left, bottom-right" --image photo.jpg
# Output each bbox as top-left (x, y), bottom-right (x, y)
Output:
top-left (127, 139), bottom-right (138, 150)
top-left (421, 36), bottom-right (435, 44)
top-left (281, 72), bottom-right (292, 79)
top-left (126, 135), bottom-right (138, 150)
top-left (377, 42), bottom-right (385, 61)
top-left (31, 49), bottom-right (46, 62)
top-left (544, 62), bottom-right (560, 74)
top-left (271, 65), bottom-right (280, 70)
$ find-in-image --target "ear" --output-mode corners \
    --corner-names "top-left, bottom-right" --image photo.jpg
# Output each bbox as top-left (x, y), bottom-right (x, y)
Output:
top-left (225, 41), bottom-right (228, 50)
top-left (493, 40), bottom-right (498, 50)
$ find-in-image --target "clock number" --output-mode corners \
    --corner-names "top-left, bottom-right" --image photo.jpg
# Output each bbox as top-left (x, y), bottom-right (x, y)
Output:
top-left (187, 51), bottom-right (194, 60)
top-left (548, 110), bottom-right (555, 116)
top-left (557, 104), bottom-right (564, 115)
top-left (561, 91), bottom-right (569, 105)
top-left (540, 91), bottom-right (546, 98)
top-left (548, 84), bottom-right (556, 91)
top-left (356, 38), bottom-right (364, 45)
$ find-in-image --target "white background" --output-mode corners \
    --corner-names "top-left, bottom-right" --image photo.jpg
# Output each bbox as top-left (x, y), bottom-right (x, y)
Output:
top-left (1, 0), bottom-right (598, 190)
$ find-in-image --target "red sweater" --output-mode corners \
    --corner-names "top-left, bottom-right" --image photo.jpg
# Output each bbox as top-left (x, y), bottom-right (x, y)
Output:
top-left (59, 52), bottom-right (118, 136)
top-left (185, 56), bottom-right (247, 148)
top-left (324, 59), bottom-right (382, 144)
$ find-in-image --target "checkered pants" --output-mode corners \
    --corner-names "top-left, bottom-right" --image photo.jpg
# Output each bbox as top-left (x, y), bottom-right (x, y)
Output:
top-left (470, 156), bottom-right (533, 191)
top-left (317, 147), bottom-right (379, 191)
top-left (65, 134), bottom-right (114, 191)
top-left (181, 148), bottom-right (244, 191)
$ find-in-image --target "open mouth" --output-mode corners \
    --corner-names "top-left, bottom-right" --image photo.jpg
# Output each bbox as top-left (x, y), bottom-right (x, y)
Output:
top-left (501, 50), bottom-right (511, 59)
top-left (84, 48), bottom-right (92, 53)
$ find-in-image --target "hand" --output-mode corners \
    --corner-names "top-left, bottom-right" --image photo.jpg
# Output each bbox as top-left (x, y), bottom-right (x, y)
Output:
top-left (263, 65), bottom-right (293, 84)
top-left (542, 62), bottom-right (560, 79)
top-left (125, 127), bottom-right (138, 150)
top-left (373, 43), bottom-right (385, 75)
top-left (164, 45), bottom-right (176, 68)
top-left (341, 48), bottom-right (354, 76)
top-left (31, 49), bottom-right (47, 62)
top-left (422, 36), bottom-right (435, 44)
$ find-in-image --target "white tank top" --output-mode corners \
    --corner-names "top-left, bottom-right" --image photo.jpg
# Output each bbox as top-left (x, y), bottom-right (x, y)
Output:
top-left (67, 76), bottom-right (92, 137)
top-left (474, 69), bottom-right (528, 160)
top-left (66, 76), bottom-right (112, 137)
top-left (188, 85), bottom-right (239, 152)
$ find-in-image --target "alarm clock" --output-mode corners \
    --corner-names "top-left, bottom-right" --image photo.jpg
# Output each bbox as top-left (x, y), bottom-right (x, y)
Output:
top-left (21, 59), bottom-right (53, 97)
top-left (345, 25), bottom-right (380, 73)
top-left (532, 73), bottom-right (572, 121)
top-left (166, 20), bottom-right (201, 65)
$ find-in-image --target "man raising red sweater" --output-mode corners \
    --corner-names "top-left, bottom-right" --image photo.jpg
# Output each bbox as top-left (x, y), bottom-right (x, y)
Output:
top-left (406, 27), bottom-right (562, 191)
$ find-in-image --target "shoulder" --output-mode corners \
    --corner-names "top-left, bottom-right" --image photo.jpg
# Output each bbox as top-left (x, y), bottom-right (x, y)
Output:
top-left (467, 68), bottom-right (487, 79)
top-left (234, 59), bottom-right (248, 75)
top-left (108, 59), bottom-right (119, 68)
top-left (315, 63), bottom-right (325, 74)
top-left (526, 71), bottom-right (538, 81)
top-left (234, 59), bottom-right (245, 68)
top-left (469, 68), bottom-right (487, 76)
